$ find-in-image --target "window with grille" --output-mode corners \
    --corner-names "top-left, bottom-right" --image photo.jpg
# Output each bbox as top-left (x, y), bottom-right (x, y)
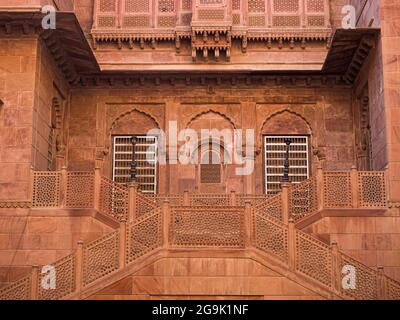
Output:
top-left (200, 150), bottom-right (222, 184)
top-left (264, 135), bottom-right (309, 195)
top-left (112, 135), bottom-right (158, 194)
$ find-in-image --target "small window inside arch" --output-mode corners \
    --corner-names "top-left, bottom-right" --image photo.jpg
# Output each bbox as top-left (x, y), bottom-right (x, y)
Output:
top-left (200, 150), bottom-right (221, 184)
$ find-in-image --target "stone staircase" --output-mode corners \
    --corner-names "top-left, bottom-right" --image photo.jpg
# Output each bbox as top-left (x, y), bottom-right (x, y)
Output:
top-left (0, 168), bottom-right (399, 300)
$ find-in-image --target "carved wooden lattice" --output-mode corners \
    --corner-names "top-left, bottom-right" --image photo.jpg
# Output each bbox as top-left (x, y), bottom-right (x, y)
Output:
top-left (358, 172), bottom-right (387, 208)
top-left (386, 277), bottom-right (400, 300)
top-left (254, 194), bottom-right (283, 221)
top-left (66, 172), bottom-right (95, 208)
top-left (83, 230), bottom-right (120, 287)
top-left (0, 275), bottom-right (31, 300)
top-left (323, 172), bottom-right (352, 208)
top-left (295, 230), bottom-right (332, 287)
top-left (339, 253), bottom-right (379, 300)
top-left (99, 177), bottom-right (129, 222)
top-left (126, 209), bottom-right (163, 263)
top-left (38, 254), bottom-right (75, 300)
top-left (32, 171), bottom-right (61, 208)
top-left (190, 194), bottom-right (230, 206)
top-left (254, 213), bottom-right (288, 262)
top-left (170, 207), bottom-right (245, 247)
top-left (289, 177), bottom-right (318, 222)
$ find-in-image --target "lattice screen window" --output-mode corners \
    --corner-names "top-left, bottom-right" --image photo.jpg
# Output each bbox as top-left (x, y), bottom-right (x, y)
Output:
top-left (264, 136), bottom-right (310, 195)
top-left (112, 136), bottom-right (158, 194)
top-left (200, 150), bottom-right (222, 184)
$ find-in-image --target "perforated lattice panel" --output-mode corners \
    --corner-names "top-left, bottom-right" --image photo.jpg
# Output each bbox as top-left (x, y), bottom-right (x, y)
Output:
top-left (254, 213), bottom-right (288, 262)
top-left (65, 172), bottom-right (95, 208)
top-left (126, 209), bottom-right (163, 263)
top-left (198, 9), bottom-right (225, 20)
top-left (339, 253), bottom-right (379, 300)
top-left (38, 254), bottom-right (75, 300)
top-left (99, 177), bottom-right (129, 222)
top-left (323, 172), bottom-right (352, 208)
top-left (0, 276), bottom-right (31, 300)
top-left (170, 208), bottom-right (245, 247)
top-left (273, 0), bottom-right (299, 12)
top-left (254, 194), bottom-right (283, 221)
top-left (306, 0), bottom-right (324, 12)
top-left (125, 0), bottom-right (150, 12)
top-left (100, 0), bottom-right (117, 12)
top-left (83, 231), bottom-right (120, 287)
top-left (98, 16), bottom-right (117, 28)
top-left (358, 172), bottom-right (387, 208)
top-left (289, 177), bottom-right (318, 222)
top-left (248, 0), bottom-right (265, 13)
top-left (296, 231), bottom-right (332, 287)
top-left (32, 172), bottom-right (61, 208)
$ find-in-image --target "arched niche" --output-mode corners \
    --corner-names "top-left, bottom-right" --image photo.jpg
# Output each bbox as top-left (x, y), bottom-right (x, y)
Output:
top-left (175, 110), bottom-right (242, 194)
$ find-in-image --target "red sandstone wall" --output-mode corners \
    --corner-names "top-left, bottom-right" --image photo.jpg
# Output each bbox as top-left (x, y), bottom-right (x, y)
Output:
top-left (0, 212), bottom-right (112, 287)
top-left (380, 0), bottom-right (400, 202)
top-left (31, 39), bottom-right (69, 170)
top-left (67, 86), bottom-right (356, 194)
top-left (0, 36), bottom-right (37, 201)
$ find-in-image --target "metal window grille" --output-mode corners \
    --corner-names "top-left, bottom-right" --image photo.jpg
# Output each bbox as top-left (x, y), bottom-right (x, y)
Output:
top-left (112, 135), bottom-right (158, 194)
top-left (264, 135), bottom-right (309, 195)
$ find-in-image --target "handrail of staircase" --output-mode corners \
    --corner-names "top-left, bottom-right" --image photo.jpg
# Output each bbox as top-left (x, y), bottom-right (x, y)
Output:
top-left (1, 197), bottom-right (400, 300)
top-left (0, 167), bottom-right (394, 300)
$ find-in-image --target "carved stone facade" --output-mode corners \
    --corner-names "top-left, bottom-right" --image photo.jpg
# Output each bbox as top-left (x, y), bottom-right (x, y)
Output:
top-left (1, 0), bottom-right (400, 300)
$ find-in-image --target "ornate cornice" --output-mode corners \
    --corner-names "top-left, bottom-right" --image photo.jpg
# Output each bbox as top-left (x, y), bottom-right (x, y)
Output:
top-left (75, 74), bottom-right (351, 88)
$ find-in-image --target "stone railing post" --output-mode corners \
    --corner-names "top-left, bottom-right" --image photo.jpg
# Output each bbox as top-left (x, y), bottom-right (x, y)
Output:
top-left (331, 240), bottom-right (340, 294)
top-left (128, 183), bottom-right (138, 222)
top-left (60, 166), bottom-right (68, 208)
top-left (183, 190), bottom-right (190, 206)
top-left (75, 240), bottom-right (83, 293)
top-left (288, 219), bottom-right (296, 271)
top-left (350, 165), bottom-right (359, 208)
top-left (244, 200), bottom-right (253, 247)
top-left (377, 266), bottom-right (387, 300)
top-left (316, 164), bottom-right (324, 211)
top-left (230, 190), bottom-right (237, 206)
top-left (163, 200), bottom-right (171, 248)
top-left (93, 167), bottom-right (101, 211)
top-left (119, 220), bottom-right (127, 269)
top-left (281, 182), bottom-right (291, 224)
top-left (30, 265), bottom-right (39, 300)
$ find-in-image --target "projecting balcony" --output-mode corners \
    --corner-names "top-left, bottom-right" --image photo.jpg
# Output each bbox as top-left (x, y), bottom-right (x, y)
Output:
top-left (90, 0), bottom-right (333, 67)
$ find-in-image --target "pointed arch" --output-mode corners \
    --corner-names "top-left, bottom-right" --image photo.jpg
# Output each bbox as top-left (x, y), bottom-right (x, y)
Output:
top-left (260, 109), bottom-right (313, 135)
top-left (109, 108), bottom-right (161, 133)
top-left (186, 109), bottom-right (237, 129)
